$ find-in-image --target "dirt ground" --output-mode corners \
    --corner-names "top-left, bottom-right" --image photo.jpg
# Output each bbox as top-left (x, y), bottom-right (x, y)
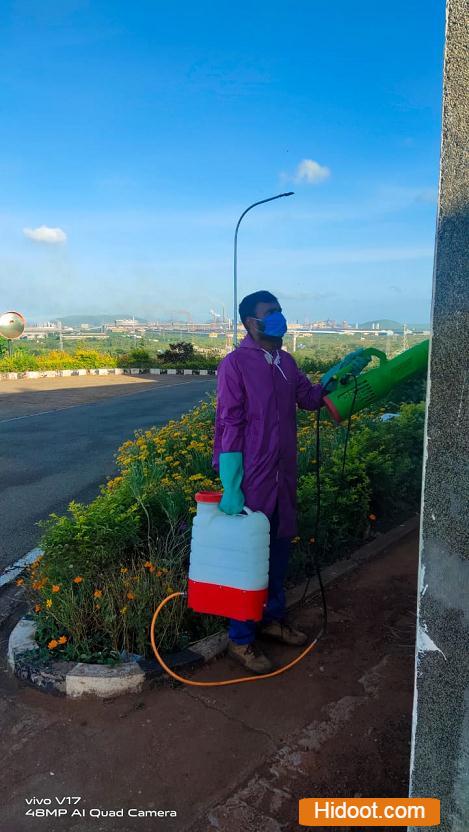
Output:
top-left (0, 531), bottom-right (418, 832)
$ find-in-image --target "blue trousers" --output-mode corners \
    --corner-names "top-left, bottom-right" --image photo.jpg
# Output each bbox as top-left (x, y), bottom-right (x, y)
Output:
top-left (229, 503), bottom-right (291, 645)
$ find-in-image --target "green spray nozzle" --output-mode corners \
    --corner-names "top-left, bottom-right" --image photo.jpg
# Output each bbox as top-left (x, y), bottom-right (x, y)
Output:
top-left (323, 339), bottom-right (429, 423)
top-left (331, 347), bottom-right (388, 386)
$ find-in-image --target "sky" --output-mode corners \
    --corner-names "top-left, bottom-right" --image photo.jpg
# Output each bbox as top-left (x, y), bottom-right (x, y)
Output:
top-left (0, 0), bottom-right (446, 324)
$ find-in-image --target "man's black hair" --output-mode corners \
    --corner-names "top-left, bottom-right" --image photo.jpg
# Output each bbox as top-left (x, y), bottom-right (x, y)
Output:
top-left (239, 290), bottom-right (280, 327)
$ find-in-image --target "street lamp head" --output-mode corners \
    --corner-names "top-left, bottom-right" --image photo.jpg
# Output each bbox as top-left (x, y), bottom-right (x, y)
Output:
top-left (233, 190), bottom-right (295, 348)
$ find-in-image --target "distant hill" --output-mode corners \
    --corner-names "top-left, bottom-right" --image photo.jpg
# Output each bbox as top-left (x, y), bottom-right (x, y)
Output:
top-left (359, 319), bottom-right (429, 332)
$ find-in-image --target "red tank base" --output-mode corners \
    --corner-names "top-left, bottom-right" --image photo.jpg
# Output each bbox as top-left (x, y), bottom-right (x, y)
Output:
top-left (187, 579), bottom-right (268, 622)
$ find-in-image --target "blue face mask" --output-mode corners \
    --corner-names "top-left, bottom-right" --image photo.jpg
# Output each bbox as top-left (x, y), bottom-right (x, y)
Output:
top-left (254, 310), bottom-right (288, 338)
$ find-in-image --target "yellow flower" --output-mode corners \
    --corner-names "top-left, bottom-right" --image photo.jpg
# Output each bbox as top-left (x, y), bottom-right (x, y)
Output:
top-left (94, 589), bottom-right (102, 598)
top-left (46, 598), bottom-right (52, 608)
top-left (15, 577), bottom-right (25, 586)
top-left (120, 567), bottom-right (128, 574)
top-left (52, 584), bottom-right (60, 593)
top-left (120, 606), bottom-right (128, 614)
top-left (165, 586), bottom-right (174, 594)
top-left (291, 536), bottom-right (301, 544)
top-left (73, 575), bottom-right (84, 583)
top-left (48, 639), bottom-right (58, 649)
top-left (127, 591), bottom-right (136, 600)
top-left (58, 635), bottom-right (68, 645)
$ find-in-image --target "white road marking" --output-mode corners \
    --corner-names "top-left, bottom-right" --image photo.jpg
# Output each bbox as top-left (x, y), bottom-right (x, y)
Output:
top-left (0, 547), bottom-right (43, 588)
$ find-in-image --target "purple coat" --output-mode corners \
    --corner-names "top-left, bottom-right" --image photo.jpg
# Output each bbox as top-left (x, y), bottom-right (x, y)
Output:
top-left (212, 333), bottom-right (325, 538)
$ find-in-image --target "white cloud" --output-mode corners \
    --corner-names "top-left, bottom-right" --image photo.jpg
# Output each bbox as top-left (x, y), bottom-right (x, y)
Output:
top-left (23, 225), bottom-right (67, 244)
top-left (283, 159), bottom-right (331, 185)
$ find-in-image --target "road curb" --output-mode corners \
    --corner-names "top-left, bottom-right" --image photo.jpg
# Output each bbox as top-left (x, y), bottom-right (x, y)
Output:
top-left (0, 367), bottom-right (218, 381)
top-left (8, 619), bottom-right (228, 698)
top-left (6, 515), bottom-right (419, 698)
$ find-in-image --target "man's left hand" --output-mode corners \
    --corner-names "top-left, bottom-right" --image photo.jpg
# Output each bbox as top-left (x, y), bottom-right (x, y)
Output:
top-left (320, 348), bottom-right (371, 392)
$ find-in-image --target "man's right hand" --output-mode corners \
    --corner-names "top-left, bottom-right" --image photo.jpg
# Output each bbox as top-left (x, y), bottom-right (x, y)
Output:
top-left (218, 451), bottom-right (245, 515)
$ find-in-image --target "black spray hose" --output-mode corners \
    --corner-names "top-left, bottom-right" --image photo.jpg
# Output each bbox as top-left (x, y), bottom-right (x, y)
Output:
top-left (299, 376), bottom-right (360, 639)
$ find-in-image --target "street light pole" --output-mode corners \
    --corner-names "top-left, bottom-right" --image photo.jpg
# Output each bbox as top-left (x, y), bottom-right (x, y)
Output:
top-left (233, 191), bottom-right (294, 348)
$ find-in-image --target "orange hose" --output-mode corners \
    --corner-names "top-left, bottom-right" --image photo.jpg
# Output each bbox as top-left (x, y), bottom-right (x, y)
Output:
top-left (150, 591), bottom-right (320, 687)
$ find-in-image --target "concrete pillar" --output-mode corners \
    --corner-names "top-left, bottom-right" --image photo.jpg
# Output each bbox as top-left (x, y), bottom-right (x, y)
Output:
top-left (408, 2), bottom-right (469, 830)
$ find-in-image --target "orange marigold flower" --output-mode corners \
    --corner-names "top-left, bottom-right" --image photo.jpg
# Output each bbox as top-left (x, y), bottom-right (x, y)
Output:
top-left (93, 589), bottom-right (102, 598)
top-left (52, 585), bottom-right (60, 593)
top-left (148, 565), bottom-right (155, 573)
top-left (368, 514), bottom-right (377, 521)
top-left (32, 581), bottom-right (42, 590)
top-left (48, 639), bottom-right (58, 649)
top-left (73, 576), bottom-right (84, 583)
top-left (120, 567), bottom-right (128, 574)
top-left (15, 577), bottom-right (25, 586)
top-left (127, 592), bottom-right (136, 600)
top-left (34, 604), bottom-right (42, 613)
top-left (143, 561), bottom-right (153, 568)
top-left (95, 604), bottom-right (101, 610)
top-left (57, 635), bottom-right (68, 645)
top-left (309, 537), bottom-right (316, 544)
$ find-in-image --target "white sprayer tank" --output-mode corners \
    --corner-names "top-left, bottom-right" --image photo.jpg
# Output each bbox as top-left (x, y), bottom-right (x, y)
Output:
top-left (187, 492), bottom-right (270, 621)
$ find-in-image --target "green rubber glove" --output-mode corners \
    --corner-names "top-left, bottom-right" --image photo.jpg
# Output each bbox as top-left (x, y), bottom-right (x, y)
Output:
top-left (218, 451), bottom-right (245, 515)
top-left (321, 349), bottom-right (371, 392)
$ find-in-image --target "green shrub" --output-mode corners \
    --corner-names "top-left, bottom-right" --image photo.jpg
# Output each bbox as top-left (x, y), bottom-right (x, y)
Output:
top-left (120, 347), bottom-right (152, 368)
top-left (0, 351), bottom-right (40, 372)
top-left (0, 347), bottom-right (117, 373)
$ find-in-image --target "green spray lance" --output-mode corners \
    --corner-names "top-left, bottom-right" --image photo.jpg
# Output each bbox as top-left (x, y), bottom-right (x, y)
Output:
top-left (323, 339), bottom-right (429, 423)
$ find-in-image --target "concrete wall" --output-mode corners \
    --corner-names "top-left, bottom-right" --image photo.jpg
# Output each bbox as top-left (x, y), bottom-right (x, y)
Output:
top-left (408, 1), bottom-right (469, 830)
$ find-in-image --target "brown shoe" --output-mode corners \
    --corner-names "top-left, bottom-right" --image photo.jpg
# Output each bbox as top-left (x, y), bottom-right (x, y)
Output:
top-left (259, 620), bottom-right (308, 646)
top-left (227, 640), bottom-right (273, 674)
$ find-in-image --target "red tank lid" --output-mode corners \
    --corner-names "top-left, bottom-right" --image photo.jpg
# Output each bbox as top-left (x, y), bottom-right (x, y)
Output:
top-left (195, 491), bottom-right (223, 503)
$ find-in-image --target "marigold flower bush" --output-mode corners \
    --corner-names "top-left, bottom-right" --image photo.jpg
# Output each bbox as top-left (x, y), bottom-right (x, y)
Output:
top-left (29, 398), bottom-right (222, 663)
top-left (27, 393), bottom-right (425, 664)
top-left (0, 347), bottom-right (118, 373)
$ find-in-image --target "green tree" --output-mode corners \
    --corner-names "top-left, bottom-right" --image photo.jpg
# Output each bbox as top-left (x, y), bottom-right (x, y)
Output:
top-left (161, 341), bottom-right (195, 363)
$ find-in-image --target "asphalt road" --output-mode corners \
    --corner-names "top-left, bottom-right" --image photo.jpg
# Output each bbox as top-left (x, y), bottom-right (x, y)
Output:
top-left (0, 376), bottom-right (216, 571)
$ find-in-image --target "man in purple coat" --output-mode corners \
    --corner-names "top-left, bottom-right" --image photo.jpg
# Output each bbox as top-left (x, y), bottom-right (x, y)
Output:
top-left (212, 290), bottom-right (369, 673)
